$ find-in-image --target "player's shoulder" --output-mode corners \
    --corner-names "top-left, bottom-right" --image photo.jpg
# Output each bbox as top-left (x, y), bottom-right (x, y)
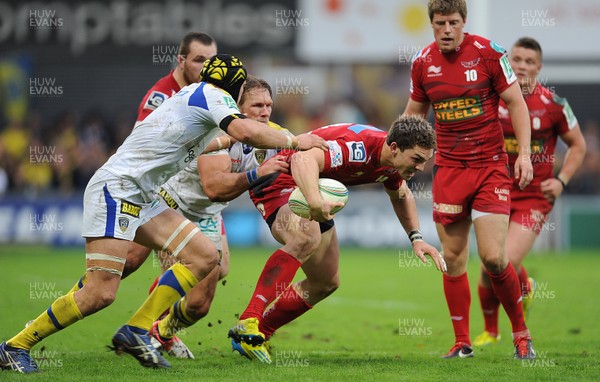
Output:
top-left (466, 34), bottom-right (507, 59)
top-left (411, 42), bottom-right (437, 67)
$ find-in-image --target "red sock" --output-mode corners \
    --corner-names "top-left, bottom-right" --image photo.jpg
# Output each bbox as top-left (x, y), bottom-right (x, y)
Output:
top-left (478, 284), bottom-right (500, 336)
top-left (260, 285), bottom-right (312, 339)
top-left (148, 276), bottom-right (160, 294)
top-left (518, 266), bottom-right (531, 295)
top-left (487, 263), bottom-right (527, 334)
top-left (443, 272), bottom-right (471, 345)
top-left (240, 249), bottom-right (302, 320)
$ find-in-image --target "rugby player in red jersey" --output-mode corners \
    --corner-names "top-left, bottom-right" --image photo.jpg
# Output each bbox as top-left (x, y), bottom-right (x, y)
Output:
top-left (136, 32), bottom-right (217, 126)
top-left (228, 116), bottom-right (446, 363)
top-left (473, 37), bottom-right (586, 346)
top-left (403, 0), bottom-right (535, 359)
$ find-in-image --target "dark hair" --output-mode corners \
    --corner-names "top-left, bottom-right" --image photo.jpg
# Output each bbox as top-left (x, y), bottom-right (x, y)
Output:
top-left (513, 37), bottom-right (543, 60)
top-left (179, 32), bottom-right (216, 56)
top-left (239, 76), bottom-right (272, 105)
top-left (387, 115), bottom-right (436, 151)
top-left (427, 0), bottom-right (467, 22)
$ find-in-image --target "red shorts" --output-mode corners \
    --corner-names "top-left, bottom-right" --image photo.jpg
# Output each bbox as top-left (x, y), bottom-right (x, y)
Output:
top-left (432, 165), bottom-right (511, 225)
top-left (249, 173), bottom-right (297, 221)
top-left (510, 191), bottom-right (553, 235)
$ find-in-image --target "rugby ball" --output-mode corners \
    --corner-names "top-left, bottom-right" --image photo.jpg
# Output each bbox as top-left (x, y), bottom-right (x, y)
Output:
top-left (288, 178), bottom-right (349, 219)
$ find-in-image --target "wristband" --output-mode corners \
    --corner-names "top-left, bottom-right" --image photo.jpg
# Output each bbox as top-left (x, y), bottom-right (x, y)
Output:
top-left (246, 169), bottom-right (258, 184)
top-left (216, 137), bottom-right (223, 150)
top-left (286, 135), bottom-right (293, 149)
top-left (408, 229), bottom-right (423, 244)
top-left (556, 176), bottom-right (567, 189)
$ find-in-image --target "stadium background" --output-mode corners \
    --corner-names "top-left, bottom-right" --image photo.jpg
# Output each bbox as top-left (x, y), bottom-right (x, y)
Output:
top-left (0, 0), bottom-right (599, 250)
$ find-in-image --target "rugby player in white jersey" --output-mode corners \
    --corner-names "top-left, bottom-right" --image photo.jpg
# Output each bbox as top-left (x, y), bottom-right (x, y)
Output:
top-left (0, 55), bottom-right (327, 373)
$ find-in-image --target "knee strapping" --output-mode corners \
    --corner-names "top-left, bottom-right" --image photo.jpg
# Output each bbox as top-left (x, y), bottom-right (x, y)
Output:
top-left (162, 220), bottom-right (200, 258)
top-left (86, 253), bottom-right (126, 276)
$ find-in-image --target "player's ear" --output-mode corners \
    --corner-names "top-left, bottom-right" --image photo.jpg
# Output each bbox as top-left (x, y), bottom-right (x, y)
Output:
top-left (177, 55), bottom-right (186, 67)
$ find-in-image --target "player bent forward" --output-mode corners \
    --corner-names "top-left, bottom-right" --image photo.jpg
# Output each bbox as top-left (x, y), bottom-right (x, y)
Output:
top-left (228, 116), bottom-right (446, 363)
top-left (0, 55), bottom-right (327, 373)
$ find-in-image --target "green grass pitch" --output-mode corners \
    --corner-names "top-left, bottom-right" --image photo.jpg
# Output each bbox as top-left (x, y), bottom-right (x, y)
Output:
top-left (1, 245), bottom-right (599, 381)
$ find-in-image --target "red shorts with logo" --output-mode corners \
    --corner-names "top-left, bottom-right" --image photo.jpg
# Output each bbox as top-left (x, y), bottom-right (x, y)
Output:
top-left (432, 165), bottom-right (511, 225)
top-left (249, 173), bottom-right (297, 221)
top-left (509, 190), bottom-right (553, 235)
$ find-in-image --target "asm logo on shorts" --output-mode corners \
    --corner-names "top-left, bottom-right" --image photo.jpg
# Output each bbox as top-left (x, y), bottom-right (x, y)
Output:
top-left (118, 217), bottom-right (129, 233)
top-left (433, 202), bottom-right (463, 214)
top-left (120, 201), bottom-right (142, 218)
top-left (433, 97), bottom-right (483, 122)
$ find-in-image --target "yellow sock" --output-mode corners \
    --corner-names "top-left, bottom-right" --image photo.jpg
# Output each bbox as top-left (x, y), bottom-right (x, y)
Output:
top-left (8, 292), bottom-right (83, 350)
top-left (158, 296), bottom-right (198, 339)
top-left (127, 263), bottom-right (198, 331)
top-left (66, 273), bottom-right (88, 294)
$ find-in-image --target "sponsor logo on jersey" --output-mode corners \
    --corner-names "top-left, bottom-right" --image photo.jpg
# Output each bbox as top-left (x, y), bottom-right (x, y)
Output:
top-left (158, 187), bottom-right (179, 210)
top-left (242, 144), bottom-right (253, 155)
top-left (427, 65), bottom-right (442, 77)
top-left (504, 137), bottom-right (545, 155)
top-left (254, 150), bottom-right (266, 165)
top-left (433, 202), bottom-right (463, 214)
top-left (328, 141), bottom-right (343, 167)
top-left (375, 175), bottom-right (389, 183)
top-left (490, 40), bottom-right (506, 54)
top-left (120, 201), bottom-right (142, 218)
top-left (118, 217), bottom-right (129, 233)
top-left (145, 91), bottom-right (167, 110)
top-left (224, 96), bottom-right (237, 109)
top-left (499, 54), bottom-right (517, 83)
top-left (346, 141), bottom-right (366, 162)
top-left (460, 58), bottom-right (480, 69)
top-left (474, 41), bottom-right (485, 49)
top-left (433, 97), bottom-right (483, 122)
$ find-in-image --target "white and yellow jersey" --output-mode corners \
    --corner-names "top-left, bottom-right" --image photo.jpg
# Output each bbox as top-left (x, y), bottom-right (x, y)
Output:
top-left (100, 82), bottom-right (240, 202)
top-left (159, 121), bottom-right (290, 219)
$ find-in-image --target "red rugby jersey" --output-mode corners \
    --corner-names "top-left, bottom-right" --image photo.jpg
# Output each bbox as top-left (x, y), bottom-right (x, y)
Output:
top-left (500, 83), bottom-right (577, 194)
top-left (136, 70), bottom-right (181, 123)
top-left (279, 123), bottom-right (404, 190)
top-left (410, 33), bottom-right (517, 167)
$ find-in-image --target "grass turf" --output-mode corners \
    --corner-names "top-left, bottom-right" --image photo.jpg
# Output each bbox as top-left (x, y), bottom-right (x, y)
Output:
top-left (1, 245), bottom-right (599, 381)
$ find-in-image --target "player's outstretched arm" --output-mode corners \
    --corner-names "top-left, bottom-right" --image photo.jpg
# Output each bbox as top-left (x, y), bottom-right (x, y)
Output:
top-left (227, 118), bottom-right (328, 151)
top-left (385, 184), bottom-right (446, 272)
top-left (199, 153), bottom-right (289, 202)
top-left (501, 82), bottom-right (533, 190)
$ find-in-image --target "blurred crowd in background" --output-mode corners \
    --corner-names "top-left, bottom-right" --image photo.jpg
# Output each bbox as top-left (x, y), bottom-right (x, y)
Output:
top-left (1, 95), bottom-right (599, 198)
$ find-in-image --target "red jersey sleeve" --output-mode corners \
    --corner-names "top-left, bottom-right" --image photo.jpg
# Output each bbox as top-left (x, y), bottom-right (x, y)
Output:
top-left (550, 94), bottom-right (578, 135)
top-left (485, 40), bottom-right (517, 96)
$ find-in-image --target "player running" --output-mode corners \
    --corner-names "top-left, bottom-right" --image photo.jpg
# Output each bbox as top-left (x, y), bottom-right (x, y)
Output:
top-left (228, 116), bottom-right (446, 364)
top-left (473, 37), bottom-right (586, 346)
top-left (403, 0), bottom-right (536, 359)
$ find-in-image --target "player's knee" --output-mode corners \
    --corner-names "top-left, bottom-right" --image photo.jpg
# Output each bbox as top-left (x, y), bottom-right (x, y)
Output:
top-left (286, 233), bottom-right (321, 261)
top-left (481, 254), bottom-right (507, 274)
top-left (183, 245), bottom-right (220, 279)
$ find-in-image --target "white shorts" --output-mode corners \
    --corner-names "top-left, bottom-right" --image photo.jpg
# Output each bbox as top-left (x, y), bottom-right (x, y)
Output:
top-left (156, 190), bottom-right (224, 251)
top-left (82, 169), bottom-right (169, 241)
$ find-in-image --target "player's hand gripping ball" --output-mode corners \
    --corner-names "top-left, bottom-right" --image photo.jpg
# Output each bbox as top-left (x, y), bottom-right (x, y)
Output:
top-left (288, 178), bottom-right (349, 219)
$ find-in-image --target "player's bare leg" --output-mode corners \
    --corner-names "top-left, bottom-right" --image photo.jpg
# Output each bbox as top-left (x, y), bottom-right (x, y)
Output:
top-left (476, 220), bottom-right (538, 345)
top-left (111, 209), bottom-right (218, 367)
top-left (473, 213), bottom-right (535, 359)
top-left (436, 219), bottom-right (474, 358)
top-left (1, 237), bottom-right (127, 373)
